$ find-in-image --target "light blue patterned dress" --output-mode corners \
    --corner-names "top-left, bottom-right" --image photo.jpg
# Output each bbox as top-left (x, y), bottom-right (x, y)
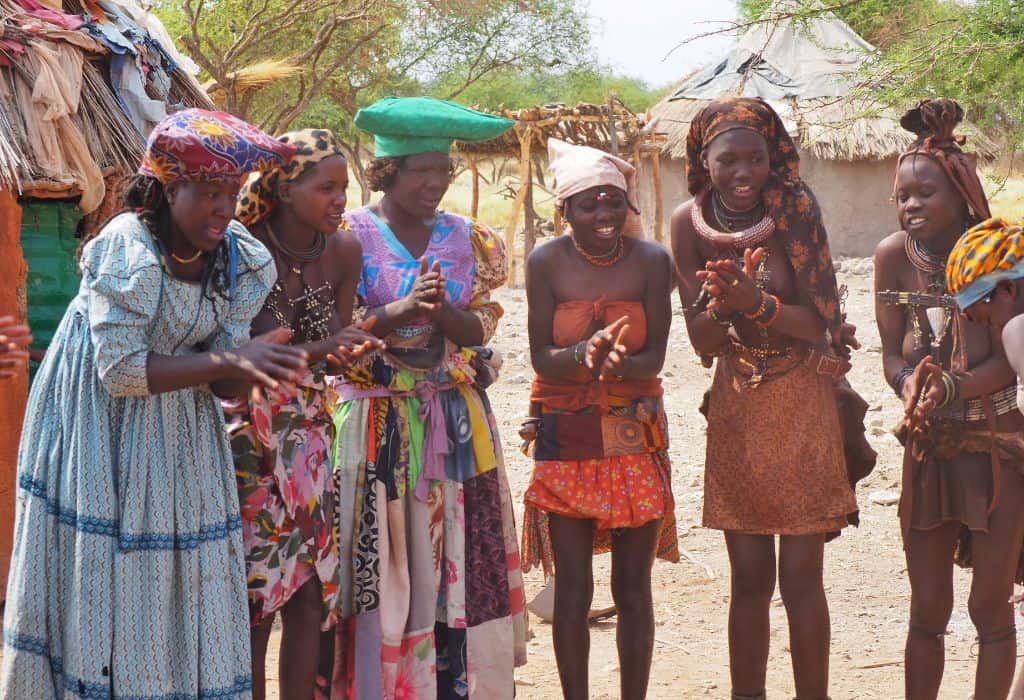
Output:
top-left (2, 212), bottom-right (275, 699)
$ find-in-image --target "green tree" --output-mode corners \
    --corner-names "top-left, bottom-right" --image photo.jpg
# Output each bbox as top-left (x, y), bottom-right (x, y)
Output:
top-left (726, 0), bottom-right (1024, 147)
top-left (156, 0), bottom-right (594, 200)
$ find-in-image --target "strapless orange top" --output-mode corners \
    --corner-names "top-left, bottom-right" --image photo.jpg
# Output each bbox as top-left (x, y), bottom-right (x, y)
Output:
top-left (552, 298), bottom-right (647, 353)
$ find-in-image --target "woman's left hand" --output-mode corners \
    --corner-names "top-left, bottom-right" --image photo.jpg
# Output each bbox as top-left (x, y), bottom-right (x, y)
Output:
top-left (697, 248), bottom-right (765, 315)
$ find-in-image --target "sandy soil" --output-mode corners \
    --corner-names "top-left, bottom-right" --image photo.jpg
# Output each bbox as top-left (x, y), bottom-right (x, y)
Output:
top-left (259, 255), bottom-right (1018, 699)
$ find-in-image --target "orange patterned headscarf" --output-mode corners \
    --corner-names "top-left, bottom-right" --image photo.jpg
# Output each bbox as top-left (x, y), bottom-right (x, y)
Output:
top-left (947, 217), bottom-right (1024, 309)
top-left (685, 97), bottom-right (843, 338)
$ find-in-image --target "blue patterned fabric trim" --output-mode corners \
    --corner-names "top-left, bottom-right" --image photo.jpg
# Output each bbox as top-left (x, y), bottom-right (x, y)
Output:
top-left (5, 631), bottom-right (252, 699)
top-left (17, 473), bottom-right (242, 551)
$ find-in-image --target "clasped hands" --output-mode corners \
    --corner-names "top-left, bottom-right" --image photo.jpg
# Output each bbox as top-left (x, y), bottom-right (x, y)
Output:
top-left (697, 247), bottom-right (765, 316)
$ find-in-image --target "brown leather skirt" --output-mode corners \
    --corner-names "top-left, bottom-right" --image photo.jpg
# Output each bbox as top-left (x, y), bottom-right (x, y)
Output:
top-left (702, 346), bottom-right (858, 535)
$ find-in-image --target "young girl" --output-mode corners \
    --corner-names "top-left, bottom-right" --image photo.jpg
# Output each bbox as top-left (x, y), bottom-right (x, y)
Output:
top-left (2, 110), bottom-right (304, 698)
top-left (671, 97), bottom-right (860, 700)
top-left (231, 129), bottom-right (383, 700)
top-left (521, 138), bottom-right (678, 700)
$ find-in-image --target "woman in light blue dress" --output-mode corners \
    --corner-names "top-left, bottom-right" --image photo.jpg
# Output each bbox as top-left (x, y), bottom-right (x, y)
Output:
top-left (1, 110), bottom-right (307, 699)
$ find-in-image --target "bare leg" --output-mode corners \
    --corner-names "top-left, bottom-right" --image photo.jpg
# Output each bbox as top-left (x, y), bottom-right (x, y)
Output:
top-left (778, 534), bottom-right (829, 699)
top-left (903, 522), bottom-right (959, 700)
top-left (279, 577), bottom-right (324, 700)
top-left (610, 519), bottom-right (661, 700)
top-left (549, 513), bottom-right (596, 700)
top-left (250, 614), bottom-right (274, 700)
top-left (967, 465), bottom-right (1024, 700)
top-left (725, 533), bottom-right (776, 697)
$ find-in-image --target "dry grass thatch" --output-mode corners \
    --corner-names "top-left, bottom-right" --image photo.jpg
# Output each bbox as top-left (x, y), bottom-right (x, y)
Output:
top-left (652, 93), bottom-right (997, 164)
top-left (455, 99), bottom-right (654, 160)
top-left (0, 0), bottom-right (212, 195)
top-left (203, 60), bottom-right (300, 105)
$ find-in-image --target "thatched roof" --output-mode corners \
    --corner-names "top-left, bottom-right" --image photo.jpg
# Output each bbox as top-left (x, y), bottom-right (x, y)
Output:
top-left (455, 99), bottom-right (655, 161)
top-left (652, 94), bottom-right (998, 163)
top-left (653, 3), bottom-right (996, 164)
top-left (0, 0), bottom-right (212, 210)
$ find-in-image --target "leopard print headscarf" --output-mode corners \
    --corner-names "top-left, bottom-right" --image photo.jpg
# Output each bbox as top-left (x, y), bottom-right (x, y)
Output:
top-left (235, 128), bottom-right (344, 227)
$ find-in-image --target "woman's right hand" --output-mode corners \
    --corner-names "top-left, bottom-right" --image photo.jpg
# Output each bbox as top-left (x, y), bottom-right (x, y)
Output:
top-left (401, 257), bottom-right (445, 316)
top-left (221, 327), bottom-right (309, 389)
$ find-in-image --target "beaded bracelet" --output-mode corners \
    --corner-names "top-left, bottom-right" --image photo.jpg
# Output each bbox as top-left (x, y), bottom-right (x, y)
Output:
top-left (756, 294), bottom-right (782, 327)
top-left (743, 292), bottom-right (770, 321)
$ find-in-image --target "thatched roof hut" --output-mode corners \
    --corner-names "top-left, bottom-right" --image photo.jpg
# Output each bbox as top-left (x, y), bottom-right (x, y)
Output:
top-left (638, 6), bottom-right (997, 256)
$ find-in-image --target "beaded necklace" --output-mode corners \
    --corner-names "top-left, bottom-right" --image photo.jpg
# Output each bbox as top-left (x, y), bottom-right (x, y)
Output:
top-left (264, 221), bottom-right (334, 342)
top-left (572, 234), bottom-right (624, 267)
top-left (692, 189), bottom-right (775, 249)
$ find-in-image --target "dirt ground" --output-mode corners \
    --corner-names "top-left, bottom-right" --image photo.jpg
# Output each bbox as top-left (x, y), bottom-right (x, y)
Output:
top-left (258, 255), bottom-right (1018, 699)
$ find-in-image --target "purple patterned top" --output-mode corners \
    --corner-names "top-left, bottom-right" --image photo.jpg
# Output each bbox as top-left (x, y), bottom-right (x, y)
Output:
top-left (346, 207), bottom-right (477, 355)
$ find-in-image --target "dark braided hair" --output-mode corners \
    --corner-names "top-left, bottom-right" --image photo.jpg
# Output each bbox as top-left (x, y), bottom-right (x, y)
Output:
top-left (82, 175), bottom-right (236, 305)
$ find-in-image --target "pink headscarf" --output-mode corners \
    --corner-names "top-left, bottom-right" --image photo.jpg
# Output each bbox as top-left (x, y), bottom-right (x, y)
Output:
top-left (547, 138), bottom-right (643, 238)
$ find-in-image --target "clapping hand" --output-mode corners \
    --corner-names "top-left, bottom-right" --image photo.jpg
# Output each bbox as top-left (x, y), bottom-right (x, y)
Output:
top-left (584, 315), bottom-right (631, 381)
top-left (404, 257), bottom-right (446, 317)
top-left (697, 247), bottom-right (765, 315)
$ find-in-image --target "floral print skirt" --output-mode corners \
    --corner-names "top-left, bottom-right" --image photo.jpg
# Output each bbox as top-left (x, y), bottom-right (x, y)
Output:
top-left (229, 369), bottom-right (343, 628)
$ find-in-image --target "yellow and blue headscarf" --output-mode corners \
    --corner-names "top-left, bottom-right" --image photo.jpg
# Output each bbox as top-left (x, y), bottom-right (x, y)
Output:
top-left (947, 217), bottom-right (1024, 309)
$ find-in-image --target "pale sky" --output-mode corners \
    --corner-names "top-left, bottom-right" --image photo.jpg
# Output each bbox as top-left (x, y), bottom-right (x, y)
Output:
top-left (587, 0), bottom-right (740, 87)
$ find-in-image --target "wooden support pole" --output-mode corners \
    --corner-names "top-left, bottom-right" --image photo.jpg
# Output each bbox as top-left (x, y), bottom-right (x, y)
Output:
top-left (468, 158), bottom-right (480, 219)
top-left (553, 205), bottom-right (564, 236)
top-left (651, 150), bottom-right (664, 243)
top-left (505, 126), bottom-right (532, 287)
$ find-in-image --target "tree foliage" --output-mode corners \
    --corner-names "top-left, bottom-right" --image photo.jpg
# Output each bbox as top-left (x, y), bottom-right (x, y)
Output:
top-left (730, 0), bottom-right (1024, 147)
top-left (155, 0), bottom-right (595, 199)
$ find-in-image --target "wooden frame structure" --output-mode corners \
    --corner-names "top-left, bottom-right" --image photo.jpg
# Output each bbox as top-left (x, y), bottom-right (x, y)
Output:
top-left (456, 98), bottom-right (665, 286)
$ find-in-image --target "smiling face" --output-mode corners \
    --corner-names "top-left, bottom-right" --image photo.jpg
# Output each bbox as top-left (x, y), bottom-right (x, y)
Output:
top-left (702, 129), bottom-right (771, 212)
top-left (564, 185), bottom-right (629, 252)
top-left (277, 154), bottom-right (349, 233)
top-left (386, 151), bottom-right (454, 220)
top-left (165, 177), bottom-right (241, 252)
top-left (895, 154), bottom-right (968, 249)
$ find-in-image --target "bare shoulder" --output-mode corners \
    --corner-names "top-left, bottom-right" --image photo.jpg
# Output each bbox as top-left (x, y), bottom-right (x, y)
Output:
top-left (873, 230), bottom-right (907, 264)
top-left (325, 226), bottom-right (363, 280)
top-left (632, 238), bottom-right (673, 267)
top-left (670, 199), bottom-right (695, 227)
top-left (526, 235), bottom-right (571, 273)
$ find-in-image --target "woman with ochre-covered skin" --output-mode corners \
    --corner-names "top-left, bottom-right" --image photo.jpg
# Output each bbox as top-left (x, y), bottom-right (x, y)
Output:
top-left (671, 97), bottom-right (860, 700)
top-left (876, 98), bottom-right (1024, 700)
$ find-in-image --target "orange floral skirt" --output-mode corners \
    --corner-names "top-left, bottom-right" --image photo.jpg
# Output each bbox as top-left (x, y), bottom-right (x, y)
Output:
top-left (521, 452), bottom-right (679, 575)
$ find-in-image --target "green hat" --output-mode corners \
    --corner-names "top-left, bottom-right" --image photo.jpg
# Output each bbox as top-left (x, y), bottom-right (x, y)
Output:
top-left (354, 96), bottom-right (515, 158)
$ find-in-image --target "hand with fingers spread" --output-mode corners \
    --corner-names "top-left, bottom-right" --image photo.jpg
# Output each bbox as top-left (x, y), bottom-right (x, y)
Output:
top-left (583, 315), bottom-right (631, 380)
top-left (325, 316), bottom-right (386, 369)
top-left (403, 257), bottom-right (446, 317)
top-left (697, 247), bottom-right (765, 316)
top-left (0, 316), bottom-right (31, 378)
top-left (220, 327), bottom-right (309, 390)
